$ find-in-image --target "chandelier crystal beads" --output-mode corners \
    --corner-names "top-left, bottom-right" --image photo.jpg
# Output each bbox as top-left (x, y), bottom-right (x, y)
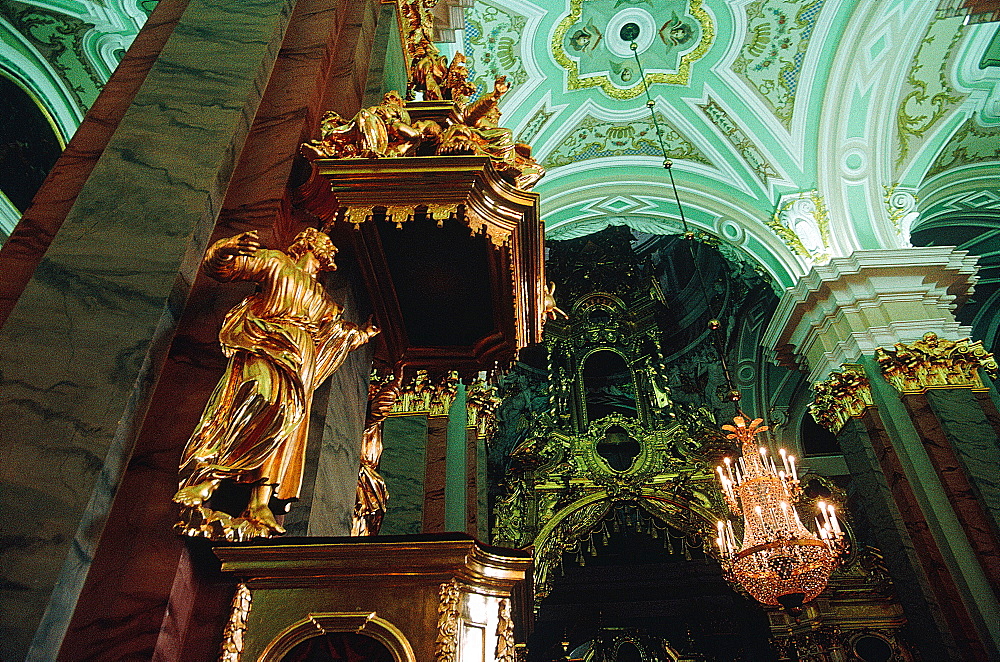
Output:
top-left (714, 416), bottom-right (846, 612)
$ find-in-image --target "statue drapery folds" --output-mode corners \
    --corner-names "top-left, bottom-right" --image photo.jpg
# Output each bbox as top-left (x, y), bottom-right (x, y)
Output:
top-left (174, 228), bottom-right (379, 541)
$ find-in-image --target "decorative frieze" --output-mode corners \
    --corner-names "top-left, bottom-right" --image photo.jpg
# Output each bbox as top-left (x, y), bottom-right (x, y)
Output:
top-left (875, 332), bottom-right (998, 393)
top-left (809, 365), bottom-right (875, 434)
top-left (392, 370), bottom-right (460, 416)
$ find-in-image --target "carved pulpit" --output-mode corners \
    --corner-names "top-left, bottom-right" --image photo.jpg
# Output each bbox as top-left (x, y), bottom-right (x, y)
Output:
top-left (296, 94), bottom-right (546, 374)
top-left (214, 536), bottom-right (531, 661)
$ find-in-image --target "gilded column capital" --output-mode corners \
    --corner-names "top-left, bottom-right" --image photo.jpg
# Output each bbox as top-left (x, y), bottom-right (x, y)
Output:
top-left (808, 365), bottom-right (875, 434)
top-left (391, 370), bottom-right (460, 416)
top-left (875, 332), bottom-right (998, 393)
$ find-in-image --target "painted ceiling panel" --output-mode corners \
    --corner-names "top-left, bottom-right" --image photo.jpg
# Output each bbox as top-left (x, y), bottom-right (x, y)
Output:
top-left (458, 0), bottom-right (999, 274)
top-left (731, 0), bottom-right (825, 128)
top-left (2, 0), bottom-right (998, 280)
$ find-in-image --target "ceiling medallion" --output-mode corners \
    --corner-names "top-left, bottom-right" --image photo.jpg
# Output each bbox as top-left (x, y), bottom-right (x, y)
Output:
top-left (552, 0), bottom-right (714, 99)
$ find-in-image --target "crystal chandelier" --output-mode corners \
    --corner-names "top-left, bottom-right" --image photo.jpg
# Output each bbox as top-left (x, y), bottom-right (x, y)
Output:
top-left (713, 416), bottom-right (846, 612)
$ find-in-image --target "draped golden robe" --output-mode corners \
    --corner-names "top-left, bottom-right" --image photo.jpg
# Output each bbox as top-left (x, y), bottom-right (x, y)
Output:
top-left (177, 245), bottom-right (371, 502)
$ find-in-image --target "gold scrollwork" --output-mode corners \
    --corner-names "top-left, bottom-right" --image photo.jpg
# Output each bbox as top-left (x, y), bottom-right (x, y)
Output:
top-left (220, 583), bottom-right (252, 662)
top-left (809, 365), bottom-right (875, 434)
top-left (435, 579), bottom-right (462, 662)
top-left (875, 332), bottom-right (998, 393)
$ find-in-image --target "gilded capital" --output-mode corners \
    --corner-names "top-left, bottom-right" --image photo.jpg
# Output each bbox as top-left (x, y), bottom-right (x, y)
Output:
top-left (391, 370), bottom-right (460, 416)
top-left (809, 365), bottom-right (874, 434)
top-left (875, 332), bottom-right (998, 393)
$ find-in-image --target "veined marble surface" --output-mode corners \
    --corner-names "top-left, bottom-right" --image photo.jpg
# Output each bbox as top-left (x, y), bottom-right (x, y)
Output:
top-left (380, 415), bottom-right (428, 535)
top-left (837, 418), bottom-right (954, 660)
top-left (0, 0), bottom-right (296, 658)
top-left (308, 275), bottom-right (372, 537)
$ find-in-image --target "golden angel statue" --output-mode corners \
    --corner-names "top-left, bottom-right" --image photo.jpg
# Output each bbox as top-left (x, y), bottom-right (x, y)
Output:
top-left (173, 227), bottom-right (379, 541)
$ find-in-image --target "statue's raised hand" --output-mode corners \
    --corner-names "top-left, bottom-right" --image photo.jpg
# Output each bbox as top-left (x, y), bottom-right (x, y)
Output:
top-left (492, 75), bottom-right (510, 97)
top-left (219, 231), bottom-right (261, 259)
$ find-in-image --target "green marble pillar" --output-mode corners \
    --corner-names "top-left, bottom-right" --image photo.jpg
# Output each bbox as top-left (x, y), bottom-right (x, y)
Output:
top-left (922, 388), bottom-right (1000, 534)
top-left (0, 0), bottom-right (296, 658)
top-left (380, 415), bottom-right (429, 535)
top-left (446, 384), bottom-right (469, 532)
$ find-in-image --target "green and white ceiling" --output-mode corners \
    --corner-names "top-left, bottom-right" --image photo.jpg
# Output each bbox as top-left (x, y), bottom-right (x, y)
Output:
top-left (2, 0), bottom-right (999, 286)
top-left (457, 0), bottom-right (1000, 285)
top-left (0, 0), bottom-right (153, 232)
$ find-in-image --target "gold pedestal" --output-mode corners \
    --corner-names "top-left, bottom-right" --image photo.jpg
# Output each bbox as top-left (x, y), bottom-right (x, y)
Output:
top-left (214, 535), bottom-right (531, 661)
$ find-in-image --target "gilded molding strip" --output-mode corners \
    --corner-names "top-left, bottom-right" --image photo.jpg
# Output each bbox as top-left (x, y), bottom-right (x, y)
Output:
top-left (435, 579), bottom-right (462, 662)
top-left (809, 365), bottom-right (874, 434)
top-left (219, 583), bottom-right (252, 662)
top-left (875, 332), bottom-right (999, 394)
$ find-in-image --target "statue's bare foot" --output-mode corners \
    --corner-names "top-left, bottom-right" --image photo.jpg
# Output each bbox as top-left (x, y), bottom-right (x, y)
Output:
top-left (173, 480), bottom-right (220, 507)
top-left (245, 502), bottom-right (285, 536)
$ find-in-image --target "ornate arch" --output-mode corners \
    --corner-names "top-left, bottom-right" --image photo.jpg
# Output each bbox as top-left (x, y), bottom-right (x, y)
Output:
top-left (259, 612), bottom-right (416, 662)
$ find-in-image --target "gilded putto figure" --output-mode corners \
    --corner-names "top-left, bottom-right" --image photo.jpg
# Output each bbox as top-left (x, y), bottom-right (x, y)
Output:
top-left (301, 78), bottom-right (545, 191)
top-left (174, 228), bottom-right (379, 541)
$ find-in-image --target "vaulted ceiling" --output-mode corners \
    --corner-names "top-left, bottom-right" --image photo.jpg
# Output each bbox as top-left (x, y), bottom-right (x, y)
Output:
top-left (2, 0), bottom-right (999, 286)
top-left (456, 0), bottom-right (1000, 285)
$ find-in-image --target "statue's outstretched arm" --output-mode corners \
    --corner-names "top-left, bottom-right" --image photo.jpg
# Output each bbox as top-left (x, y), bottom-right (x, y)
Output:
top-left (204, 230), bottom-right (265, 282)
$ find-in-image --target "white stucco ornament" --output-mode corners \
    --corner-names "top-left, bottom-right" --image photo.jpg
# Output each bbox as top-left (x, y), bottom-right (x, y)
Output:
top-left (770, 192), bottom-right (831, 266)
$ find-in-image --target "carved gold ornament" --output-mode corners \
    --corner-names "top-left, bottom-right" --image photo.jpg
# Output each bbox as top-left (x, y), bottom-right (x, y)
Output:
top-left (496, 598), bottom-right (515, 662)
top-left (466, 372), bottom-right (501, 440)
top-left (352, 375), bottom-right (401, 536)
top-left (875, 332), bottom-right (999, 393)
top-left (301, 77), bottom-right (544, 194)
top-left (391, 370), bottom-right (460, 416)
top-left (219, 583), bottom-right (252, 662)
top-left (809, 365), bottom-right (875, 434)
top-left (434, 579), bottom-right (462, 662)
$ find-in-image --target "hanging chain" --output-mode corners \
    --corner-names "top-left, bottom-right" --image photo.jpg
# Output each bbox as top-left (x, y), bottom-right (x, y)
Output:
top-left (631, 38), bottom-right (743, 415)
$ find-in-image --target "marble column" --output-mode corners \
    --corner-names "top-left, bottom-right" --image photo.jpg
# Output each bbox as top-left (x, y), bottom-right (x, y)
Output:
top-left (0, 0), bottom-right (400, 658)
top-left (764, 247), bottom-right (1000, 661)
top-left (0, 0), bottom-right (190, 329)
top-left (423, 415), bottom-right (450, 532)
top-left (380, 415), bottom-right (429, 535)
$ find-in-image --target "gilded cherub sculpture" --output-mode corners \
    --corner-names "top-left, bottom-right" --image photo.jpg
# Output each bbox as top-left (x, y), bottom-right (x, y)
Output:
top-left (411, 38), bottom-right (477, 103)
top-left (301, 91), bottom-right (440, 159)
top-left (436, 76), bottom-right (546, 190)
top-left (174, 227), bottom-right (379, 541)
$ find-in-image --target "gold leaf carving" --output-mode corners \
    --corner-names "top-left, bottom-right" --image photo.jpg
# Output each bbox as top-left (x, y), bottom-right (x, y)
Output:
top-left (435, 579), bottom-right (462, 662)
top-left (219, 583), bottom-right (252, 662)
top-left (809, 365), bottom-right (874, 434)
top-left (875, 332), bottom-right (998, 393)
